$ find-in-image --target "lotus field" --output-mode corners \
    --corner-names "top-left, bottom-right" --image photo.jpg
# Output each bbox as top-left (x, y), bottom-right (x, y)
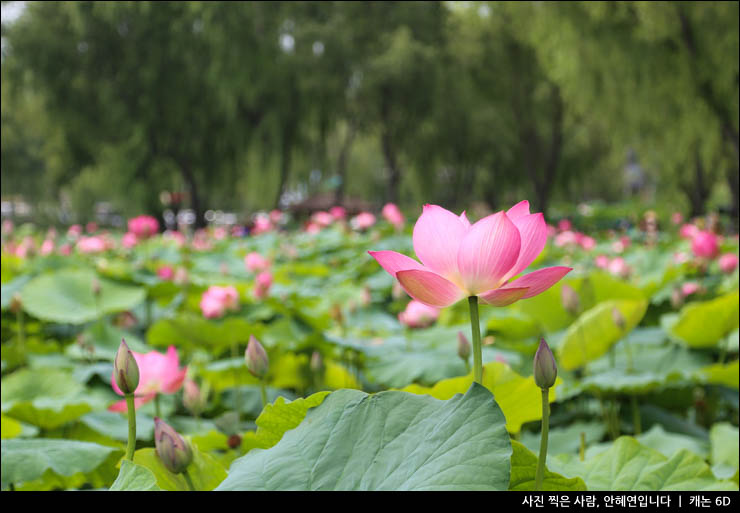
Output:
top-left (1, 203), bottom-right (738, 492)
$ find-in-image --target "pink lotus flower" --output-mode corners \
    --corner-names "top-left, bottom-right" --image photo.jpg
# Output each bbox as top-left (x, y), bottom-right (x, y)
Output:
top-left (557, 219), bottom-right (572, 232)
top-left (191, 230), bottom-right (212, 251)
top-left (679, 223), bottom-right (699, 240)
top-left (554, 230), bottom-right (578, 247)
top-left (109, 346), bottom-right (187, 412)
top-left (252, 214), bottom-right (273, 235)
top-left (691, 231), bottom-right (719, 259)
top-left (128, 215), bottom-right (159, 239)
top-left (86, 222), bottom-right (98, 233)
top-left (68, 224), bottom-right (83, 238)
top-left (269, 209), bottom-right (285, 224)
top-left (121, 232), bottom-right (138, 249)
top-left (40, 239), bottom-right (55, 256)
top-left (595, 254), bottom-right (610, 269)
top-left (245, 252), bottom-right (270, 273)
top-left (213, 227), bottom-right (228, 240)
top-left (382, 203), bottom-right (405, 230)
top-left (254, 271), bottom-right (272, 299)
top-left (157, 266), bottom-right (175, 281)
top-left (681, 281), bottom-right (701, 297)
top-left (77, 236), bottom-right (107, 254)
top-left (330, 206), bottom-right (347, 220)
top-left (59, 243), bottom-right (72, 256)
top-left (200, 285), bottom-right (239, 318)
top-left (578, 235), bottom-right (596, 251)
top-left (311, 211), bottom-right (334, 227)
top-left (1, 220), bottom-right (13, 235)
top-left (398, 300), bottom-right (440, 328)
top-left (351, 212), bottom-right (376, 231)
top-left (305, 222), bottom-right (322, 234)
top-left (607, 256), bottom-right (631, 278)
top-left (369, 202), bottom-right (571, 307)
top-left (719, 253), bottom-right (739, 274)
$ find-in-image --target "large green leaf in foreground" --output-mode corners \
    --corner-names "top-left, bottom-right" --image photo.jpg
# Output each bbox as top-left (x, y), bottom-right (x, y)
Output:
top-left (550, 437), bottom-right (737, 491)
top-left (19, 268), bottom-right (145, 324)
top-left (217, 383), bottom-right (511, 490)
top-left (1, 438), bottom-right (120, 489)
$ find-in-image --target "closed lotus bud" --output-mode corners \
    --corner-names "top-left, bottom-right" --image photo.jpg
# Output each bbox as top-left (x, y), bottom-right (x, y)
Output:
top-left (533, 338), bottom-right (557, 390)
top-left (457, 332), bottom-right (471, 362)
top-left (154, 417), bottom-right (193, 474)
top-left (310, 351), bottom-right (324, 374)
top-left (245, 335), bottom-right (269, 379)
top-left (114, 339), bottom-right (139, 395)
top-left (9, 293), bottom-right (22, 314)
top-left (561, 284), bottom-right (580, 316)
top-left (182, 379), bottom-right (205, 414)
top-left (612, 307), bottom-right (626, 331)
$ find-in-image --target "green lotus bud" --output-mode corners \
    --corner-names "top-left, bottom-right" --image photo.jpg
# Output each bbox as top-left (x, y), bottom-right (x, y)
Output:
top-left (457, 332), bottom-right (471, 362)
top-left (245, 335), bottom-right (269, 379)
top-left (114, 338), bottom-right (139, 395)
top-left (154, 417), bottom-right (193, 474)
top-left (533, 338), bottom-right (557, 390)
top-left (560, 284), bottom-right (580, 316)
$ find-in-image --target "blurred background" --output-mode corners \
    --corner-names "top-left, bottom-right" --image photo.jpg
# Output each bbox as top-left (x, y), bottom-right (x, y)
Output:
top-left (1, 1), bottom-right (738, 229)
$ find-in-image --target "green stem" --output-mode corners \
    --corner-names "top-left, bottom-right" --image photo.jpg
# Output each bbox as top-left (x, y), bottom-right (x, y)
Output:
top-left (579, 432), bottom-right (586, 462)
top-left (16, 308), bottom-right (25, 362)
top-left (260, 381), bottom-right (268, 408)
top-left (468, 296), bottom-right (483, 384)
top-left (125, 394), bottom-right (137, 460)
top-left (182, 468), bottom-right (196, 491)
top-left (154, 393), bottom-right (161, 419)
top-left (534, 388), bottom-right (550, 491)
top-left (231, 341), bottom-right (241, 418)
top-left (631, 395), bottom-right (641, 435)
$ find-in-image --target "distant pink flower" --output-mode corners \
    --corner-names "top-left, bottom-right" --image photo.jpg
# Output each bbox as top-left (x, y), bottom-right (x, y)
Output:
top-left (607, 257), bottom-right (631, 279)
top-left (382, 203), bottom-right (405, 230)
top-left (252, 214), bottom-right (273, 235)
top-left (719, 253), bottom-right (739, 274)
top-left (330, 206), bottom-right (347, 220)
top-left (671, 212), bottom-right (684, 225)
top-left (691, 231), bottom-right (719, 259)
top-left (555, 230), bottom-right (578, 247)
top-left (351, 212), bottom-right (376, 231)
top-left (157, 266), bottom-right (175, 281)
top-left (200, 285), bottom-right (239, 318)
top-left (679, 224), bottom-right (699, 240)
top-left (14, 237), bottom-right (34, 258)
top-left (244, 252), bottom-right (270, 273)
top-left (369, 201), bottom-right (571, 308)
top-left (578, 235), bottom-right (596, 251)
top-left (269, 209), bottom-right (284, 224)
top-left (86, 222), bottom-right (98, 233)
top-left (191, 230), bottom-right (212, 251)
top-left (40, 239), bottom-right (55, 256)
top-left (68, 224), bottom-right (83, 238)
top-left (305, 222), bottom-right (322, 234)
top-left (128, 215), bottom-right (159, 239)
top-left (121, 232), bottom-right (138, 249)
top-left (595, 255), bottom-right (610, 269)
top-left (77, 236), bottom-right (107, 254)
top-left (254, 271), bottom-right (273, 299)
top-left (398, 300), bottom-right (440, 328)
top-left (164, 230), bottom-right (186, 247)
top-left (673, 252), bottom-right (690, 265)
top-left (681, 282), bottom-right (701, 297)
top-left (1, 220), bottom-right (13, 235)
top-left (557, 219), bottom-right (572, 232)
top-left (109, 346), bottom-right (187, 412)
top-left (213, 227), bottom-right (228, 240)
top-left (311, 211), bottom-right (334, 227)
top-left (59, 243), bottom-right (72, 256)
top-left (174, 267), bottom-right (188, 285)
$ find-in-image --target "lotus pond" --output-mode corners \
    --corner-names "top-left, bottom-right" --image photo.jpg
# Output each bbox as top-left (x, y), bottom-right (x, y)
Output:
top-left (1, 205), bottom-right (738, 491)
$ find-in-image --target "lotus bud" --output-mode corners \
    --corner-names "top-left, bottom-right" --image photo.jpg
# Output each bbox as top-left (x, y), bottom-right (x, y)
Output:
top-left (227, 434), bottom-right (242, 450)
top-left (245, 335), bottom-right (269, 379)
top-left (114, 338), bottom-right (139, 395)
top-left (612, 307), bottom-right (626, 331)
top-left (154, 417), bottom-right (193, 474)
top-left (560, 284), bottom-right (580, 316)
top-left (182, 379), bottom-right (206, 414)
top-left (533, 338), bottom-right (557, 390)
top-left (457, 332), bottom-right (471, 363)
top-left (9, 293), bottom-right (22, 314)
top-left (310, 351), bottom-right (324, 374)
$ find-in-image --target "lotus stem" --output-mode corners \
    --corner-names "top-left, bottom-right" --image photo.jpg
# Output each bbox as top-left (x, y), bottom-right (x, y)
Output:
top-left (534, 388), bottom-right (550, 491)
top-left (125, 393), bottom-right (137, 461)
top-left (467, 296), bottom-right (483, 384)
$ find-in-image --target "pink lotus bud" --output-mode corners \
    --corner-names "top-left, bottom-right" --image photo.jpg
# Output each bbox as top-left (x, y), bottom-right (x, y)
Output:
top-left (213, 227), bottom-right (228, 240)
top-left (311, 211), bottom-right (334, 227)
top-left (68, 224), bottom-right (82, 238)
top-left (608, 257), bottom-right (630, 278)
top-left (305, 222), bottom-right (322, 234)
top-left (555, 230), bottom-right (578, 247)
top-left (154, 417), bottom-right (193, 474)
top-left (382, 203), bottom-right (405, 230)
top-left (719, 253), bottom-right (738, 274)
top-left (9, 293), bottom-right (22, 314)
top-left (398, 300), bottom-right (440, 328)
top-left (578, 235), bottom-right (596, 251)
top-left (59, 243), bottom-right (72, 256)
top-left (691, 231), bottom-right (719, 259)
top-left (245, 335), bottom-right (269, 379)
top-left (114, 339), bottom-right (140, 395)
top-left (269, 209), bottom-right (284, 224)
top-left (457, 332), bottom-right (471, 362)
top-left (681, 282), bottom-right (700, 297)
top-left (157, 266), bottom-right (175, 281)
top-left (329, 206), bottom-right (347, 220)
top-left (533, 338), bottom-right (557, 390)
top-left (121, 232), bottom-right (138, 249)
top-left (244, 252), bottom-right (270, 273)
top-left (86, 222), bottom-right (98, 233)
top-left (612, 307), bottom-right (625, 330)
top-left (557, 219), bottom-right (572, 232)
top-left (182, 378), bottom-right (206, 414)
top-left (40, 239), bottom-right (55, 256)
top-left (561, 284), bottom-right (580, 315)
top-left (254, 271), bottom-right (272, 300)
top-left (252, 214), bottom-right (273, 235)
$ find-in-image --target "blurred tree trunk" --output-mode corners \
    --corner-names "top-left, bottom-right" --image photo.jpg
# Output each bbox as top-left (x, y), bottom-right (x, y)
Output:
top-left (177, 157), bottom-right (205, 229)
top-left (334, 120), bottom-right (356, 205)
top-left (680, 151), bottom-right (711, 218)
top-left (381, 87), bottom-right (401, 205)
